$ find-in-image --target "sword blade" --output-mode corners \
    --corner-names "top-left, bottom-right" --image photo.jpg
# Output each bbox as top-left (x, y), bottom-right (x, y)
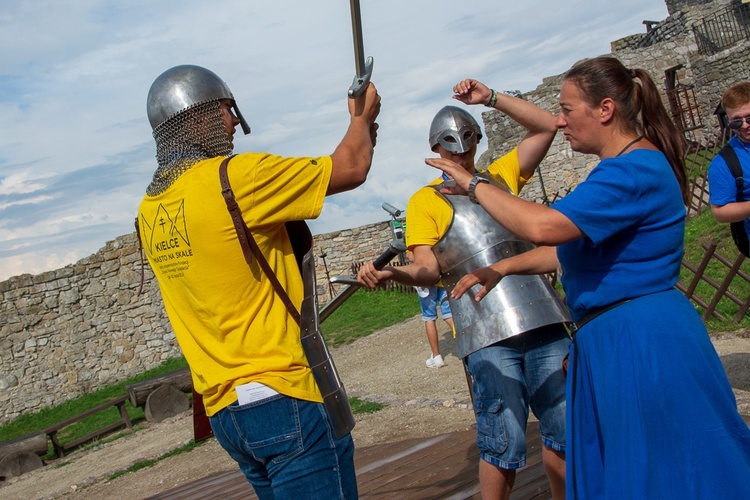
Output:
top-left (349, 0), bottom-right (366, 78)
top-left (347, 0), bottom-right (373, 97)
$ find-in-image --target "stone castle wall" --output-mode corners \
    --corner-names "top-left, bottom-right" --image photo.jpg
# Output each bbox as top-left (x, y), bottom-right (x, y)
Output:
top-left (481, 0), bottom-right (745, 204)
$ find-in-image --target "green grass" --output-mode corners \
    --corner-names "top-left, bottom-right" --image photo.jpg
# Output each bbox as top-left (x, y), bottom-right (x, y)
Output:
top-left (350, 396), bottom-right (384, 415)
top-left (322, 288), bottom-right (421, 347)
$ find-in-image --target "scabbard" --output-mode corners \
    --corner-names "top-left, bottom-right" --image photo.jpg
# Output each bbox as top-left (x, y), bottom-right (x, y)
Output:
top-left (299, 250), bottom-right (355, 439)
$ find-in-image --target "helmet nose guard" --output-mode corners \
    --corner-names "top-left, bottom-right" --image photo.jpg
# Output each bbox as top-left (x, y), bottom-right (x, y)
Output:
top-left (429, 106), bottom-right (482, 154)
top-left (147, 64), bottom-right (251, 135)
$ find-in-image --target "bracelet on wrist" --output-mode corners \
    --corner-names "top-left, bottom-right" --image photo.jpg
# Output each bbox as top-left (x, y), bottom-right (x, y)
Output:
top-left (485, 89), bottom-right (498, 108)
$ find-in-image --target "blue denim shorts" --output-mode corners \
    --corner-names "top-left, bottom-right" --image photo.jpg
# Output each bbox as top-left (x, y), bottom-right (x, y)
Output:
top-left (465, 323), bottom-right (569, 469)
top-left (418, 286), bottom-right (452, 321)
top-left (209, 393), bottom-right (357, 499)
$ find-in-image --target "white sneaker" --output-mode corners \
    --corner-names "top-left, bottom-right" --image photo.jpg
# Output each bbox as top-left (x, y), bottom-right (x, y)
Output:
top-left (426, 354), bottom-right (445, 368)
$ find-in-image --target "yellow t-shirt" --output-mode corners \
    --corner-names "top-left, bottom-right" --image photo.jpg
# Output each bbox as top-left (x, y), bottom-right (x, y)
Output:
top-left (405, 147), bottom-right (526, 249)
top-left (138, 153), bottom-right (332, 416)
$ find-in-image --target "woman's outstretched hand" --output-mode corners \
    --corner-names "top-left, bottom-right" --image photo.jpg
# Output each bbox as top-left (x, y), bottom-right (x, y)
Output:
top-left (425, 157), bottom-right (473, 195)
top-left (451, 265), bottom-right (503, 302)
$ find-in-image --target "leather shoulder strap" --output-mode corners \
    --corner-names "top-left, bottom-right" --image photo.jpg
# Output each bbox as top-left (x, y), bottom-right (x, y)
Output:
top-left (719, 143), bottom-right (744, 202)
top-left (219, 156), bottom-right (301, 325)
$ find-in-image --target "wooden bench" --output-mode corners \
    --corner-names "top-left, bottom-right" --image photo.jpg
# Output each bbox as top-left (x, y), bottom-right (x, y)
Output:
top-left (43, 395), bottom-right (133, 458)
top-left (125, 367), bottom-right (192, 422)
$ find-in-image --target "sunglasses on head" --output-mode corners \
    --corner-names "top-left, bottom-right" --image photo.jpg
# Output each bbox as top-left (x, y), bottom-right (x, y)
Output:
top-left (728, 116), bottom-right (750, 130)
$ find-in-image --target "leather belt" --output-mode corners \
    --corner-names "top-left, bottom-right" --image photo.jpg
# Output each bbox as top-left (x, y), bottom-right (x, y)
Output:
top-left (571, 298), bottom-right (632, 335)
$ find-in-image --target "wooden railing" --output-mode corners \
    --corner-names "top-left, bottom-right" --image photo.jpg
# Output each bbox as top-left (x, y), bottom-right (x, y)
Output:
top-left (678, 242), bottom-right (750, 323)
top-left (43, 395), bottom-right (132, 458)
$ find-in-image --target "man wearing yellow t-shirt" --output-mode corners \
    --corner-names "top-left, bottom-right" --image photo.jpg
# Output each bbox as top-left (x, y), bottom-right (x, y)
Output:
top-left (357, 79), bottom-right (569, 500)
top-left (138, 65), bottom-right (379, 499)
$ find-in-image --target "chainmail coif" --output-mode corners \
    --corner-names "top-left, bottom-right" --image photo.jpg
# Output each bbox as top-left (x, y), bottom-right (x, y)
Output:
top-left (147, 100), bottom-right (233, 196)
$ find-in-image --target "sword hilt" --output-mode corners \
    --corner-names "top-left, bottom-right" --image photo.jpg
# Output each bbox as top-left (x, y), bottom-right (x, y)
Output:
top-left (348, 56), bottom-right (374, 98)
top-left (372, 239), bottom-right (406, 269)
top-left (328, 240), bottom-right (406, 288)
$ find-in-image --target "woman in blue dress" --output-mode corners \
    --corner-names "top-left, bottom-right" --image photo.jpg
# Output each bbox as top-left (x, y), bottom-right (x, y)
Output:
top-left (428, 57), bottom-right (750, 498)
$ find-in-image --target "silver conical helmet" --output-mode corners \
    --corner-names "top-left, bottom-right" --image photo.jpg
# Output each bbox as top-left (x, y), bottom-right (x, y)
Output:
top-left (145, 65), bottom-right (252, 195)
top-left (147, 64), bottom-right (250, 134)
top-left (428, 106), bottom-right (482, 154)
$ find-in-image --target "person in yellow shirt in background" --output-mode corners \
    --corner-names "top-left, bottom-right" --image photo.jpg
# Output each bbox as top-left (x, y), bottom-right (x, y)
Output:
top-left (138, 64), bottom-right (380, 499)
top-left (357, 80), bottom-right (569, 500)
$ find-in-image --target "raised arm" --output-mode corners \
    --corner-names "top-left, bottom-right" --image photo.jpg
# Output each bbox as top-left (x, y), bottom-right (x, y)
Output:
top-left (452, 79), bottom-right (557, 179)
top-left (328, 83), bottom-right (381, 195)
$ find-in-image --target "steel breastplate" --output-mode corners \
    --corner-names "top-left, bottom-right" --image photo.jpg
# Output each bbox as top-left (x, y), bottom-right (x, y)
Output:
top-left (432, 177), bottom-right (571, 358)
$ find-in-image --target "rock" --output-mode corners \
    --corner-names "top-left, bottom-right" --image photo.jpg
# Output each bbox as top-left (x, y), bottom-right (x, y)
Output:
top-left (144, 384), bottom-right (190, 422)
top-left (0, 451), bottom-right (44, 479)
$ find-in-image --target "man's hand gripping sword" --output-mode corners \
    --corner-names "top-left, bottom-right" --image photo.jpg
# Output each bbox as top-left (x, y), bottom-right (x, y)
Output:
top-left (347, 0), bottom-right (373, 98)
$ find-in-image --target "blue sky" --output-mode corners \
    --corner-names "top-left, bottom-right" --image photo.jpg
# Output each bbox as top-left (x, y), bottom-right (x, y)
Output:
top-left (0, 0), bottom-right (669, 280)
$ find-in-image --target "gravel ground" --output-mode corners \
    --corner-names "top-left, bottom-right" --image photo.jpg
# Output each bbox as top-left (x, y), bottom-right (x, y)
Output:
top-left (1, 316), bottom-right (748, 499)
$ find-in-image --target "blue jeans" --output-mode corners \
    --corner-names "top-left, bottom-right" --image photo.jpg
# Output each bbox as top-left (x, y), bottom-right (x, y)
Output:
top-left (465, 323), bottom-right (569, 469)
top-left (209, 394), bottom-right (357, 499)
top-left (418, 286), bottom-right (452, 321)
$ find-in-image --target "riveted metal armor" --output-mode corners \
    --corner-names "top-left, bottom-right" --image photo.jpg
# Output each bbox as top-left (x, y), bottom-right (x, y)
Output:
top-left (432, 175), bottom-right (571, 359)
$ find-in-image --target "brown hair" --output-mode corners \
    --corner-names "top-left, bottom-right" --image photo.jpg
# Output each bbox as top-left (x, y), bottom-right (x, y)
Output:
top-left (722, 82), bottom-right (750, 111)
top-left (564, 56), bottom-right (688, 204)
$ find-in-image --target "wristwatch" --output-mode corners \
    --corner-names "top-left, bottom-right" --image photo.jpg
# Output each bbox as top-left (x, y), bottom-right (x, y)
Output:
top-left (467, 176), bottom-right (489, 204)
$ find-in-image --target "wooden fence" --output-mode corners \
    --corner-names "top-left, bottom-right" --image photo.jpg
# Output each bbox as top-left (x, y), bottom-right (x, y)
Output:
top-left (678, 242), bottom-right (750, 323)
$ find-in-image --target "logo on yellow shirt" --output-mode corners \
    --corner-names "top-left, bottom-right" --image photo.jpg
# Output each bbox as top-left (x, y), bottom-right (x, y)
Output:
top-left (139, 200), bottom-right (193, 274)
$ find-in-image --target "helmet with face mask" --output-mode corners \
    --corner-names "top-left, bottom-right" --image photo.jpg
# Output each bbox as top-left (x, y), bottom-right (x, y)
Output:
top-left (428, 106), bottom-right (482, 154)
top-left (145, 65), bottom-right (251, 195)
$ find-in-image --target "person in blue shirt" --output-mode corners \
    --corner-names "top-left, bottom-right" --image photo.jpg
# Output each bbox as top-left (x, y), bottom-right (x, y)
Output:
top-left (708, 82), bottom-right (750, 241)
top-left (429, 56), bottom-right (750, 498)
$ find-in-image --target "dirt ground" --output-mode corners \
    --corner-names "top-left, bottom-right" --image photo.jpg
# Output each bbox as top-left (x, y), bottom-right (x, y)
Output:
top-left (1, 316), bottom-right (748, 499)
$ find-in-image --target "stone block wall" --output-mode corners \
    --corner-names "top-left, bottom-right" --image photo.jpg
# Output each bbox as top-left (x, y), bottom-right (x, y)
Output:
top-left (0, 234), bottom-right (177, 423)
top-left (311, 221), bottom-right (397, 303)
top-left (476, 0), bottom-right (743, 203)
top-left (666, 0), bottom-right (716, 16)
